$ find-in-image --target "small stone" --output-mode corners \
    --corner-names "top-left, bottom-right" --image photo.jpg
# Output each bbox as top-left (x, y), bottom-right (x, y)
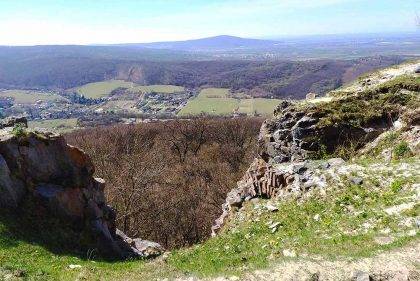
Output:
top-left (282, 249), bottom-right (296, 257)
top-left (350, 177), bottom-right (363, 185)
top-left (380, 228), bottom-right (391, 234)
top-left (327, 158), bottom-right (345, 167)
top-left (250, 198), bottom-right (259, 204)
top-left (309, 272), bottom-right (320, 281)
top-left (13, 269), bottom-right (26, 277)
top-left (229, 276), bottom-right (240, 281)
top-left (266, 204), bottom-right (279, 212)
top-left (374, 236), bottom-right (394, 245)
top-left (407, 229), bottom-right (416, 236)
top-left (68, 264), bottom-right (82, 269)
top-left (362, 222), bottom-right (372, 230)
top-left (352, 270), bottom-right (371, 281)
top-left (160, 251), bottom-right (171, 262)
top-left (313, 214), bottom-right (320, 221)
top-left (269, 222), bottom-right (280, 229)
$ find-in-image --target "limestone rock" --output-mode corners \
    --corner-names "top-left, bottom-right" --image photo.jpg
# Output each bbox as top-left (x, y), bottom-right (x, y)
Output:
top-left (0, 116), bottom-right (28, 129)
top-left (0, 126), bottom-right (162, 260)
top-left (352, 270), bottom-right (371, 281)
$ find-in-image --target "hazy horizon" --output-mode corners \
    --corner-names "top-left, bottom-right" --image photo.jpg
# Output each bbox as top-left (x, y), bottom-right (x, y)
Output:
top-left (0, 31), bottom-right (419, 48)
top-left (1, 0), bottom-right (419, 46)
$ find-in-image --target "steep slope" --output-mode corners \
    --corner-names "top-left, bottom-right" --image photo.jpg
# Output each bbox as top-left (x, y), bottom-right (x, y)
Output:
top-left (0, 61), bottom-right (418, 281)
top-left (196, 60), bottom-right (420, 280)
top-left (0, 117), bottom-right (163, 261)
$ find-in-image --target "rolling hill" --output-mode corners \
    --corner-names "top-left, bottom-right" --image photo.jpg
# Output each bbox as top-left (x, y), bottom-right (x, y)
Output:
top-left (118, 35), bottom-right (281, 51)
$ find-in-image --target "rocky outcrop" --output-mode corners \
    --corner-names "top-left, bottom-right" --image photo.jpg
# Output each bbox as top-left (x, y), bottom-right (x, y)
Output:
top-left (0, 118), bottom-right (163, 260)
top-left (213, 64), bottom-right (419, 235)
top-left (211, 157), bottom-right (345, 235)
top-left (258, 100), bottom-right (392, 164)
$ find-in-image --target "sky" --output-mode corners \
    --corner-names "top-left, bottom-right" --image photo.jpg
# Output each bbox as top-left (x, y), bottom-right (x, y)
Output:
top-left (0, 0), bottom-right (419, 45)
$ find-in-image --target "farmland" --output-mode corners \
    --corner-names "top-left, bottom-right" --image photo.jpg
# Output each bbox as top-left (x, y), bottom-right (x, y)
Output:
top-left (72, 80), bottom-right (135, 98)
top-left (0, 90), bottom-right (64, 104)
top-left (130, 85), bottom-right (185, 94)
top-left (73, 80), bottom-right (185, 99)
top-left (178, 88), bottom-right (281, 117)
top-left (28, 118), bottom-right (79, 132)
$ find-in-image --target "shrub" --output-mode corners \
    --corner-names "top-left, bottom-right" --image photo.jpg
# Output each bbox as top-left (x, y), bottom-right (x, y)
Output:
top-left (390, 179), bottom-right (404, 193)
top-left (66, 117), bottom-right (262, 249)
top-left (393, 141), bottom-right (411, 159)
top-left (12, 124), bottom-right (28, 137)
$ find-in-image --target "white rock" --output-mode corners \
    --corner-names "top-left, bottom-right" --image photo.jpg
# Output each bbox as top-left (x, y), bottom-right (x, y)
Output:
top-left (313, 214), bottom-right (320, 221)
top-left (407, 229), bottom-right (416, 236)
top-left (266, 204), bottom-right (279, 212)
top-left (385, 202), bottom-right (415, 215)
top-left (393, 119), bottom-right (403, 129)
top-left (282, 249), bottom-right (296, 257)
top-left (68, 264), bottom-right (82, 269)
top-left (269, 222), bottom-right (280, 229)
top-left (380, 228), bottom-right (391, 234)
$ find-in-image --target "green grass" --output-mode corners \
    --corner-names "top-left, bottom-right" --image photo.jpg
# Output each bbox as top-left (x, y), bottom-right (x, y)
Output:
top-left (28, 118), bottom-right (78, 133)
top-left (178, 88), bottom-right (239, 116)
top-left (178, 88), bottom-right (282, 117)
top-left (72, 80), bottom-right (135, 99)
top-left (168, 159), bottom-right (419, 277)
top-left (393, 141), bottom-right (412, 159)
top-left (0, 90), bottom-right (64, 104)
top-left (130, 85), bottom-right (185, 94)
top-left (238, 98), bottom-right (282, 116)
top-left (73, 81), bottom-right (185, 99)
top-left (1, 162), bottom-right (418, 279)
top-left (0, 209), bottom-right (157, 281)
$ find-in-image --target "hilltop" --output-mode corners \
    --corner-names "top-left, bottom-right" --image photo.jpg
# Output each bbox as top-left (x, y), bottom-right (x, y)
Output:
top-left (0, 60), bottom-right (419, 280)
top-left (116, 35), bottom-right (280, 51)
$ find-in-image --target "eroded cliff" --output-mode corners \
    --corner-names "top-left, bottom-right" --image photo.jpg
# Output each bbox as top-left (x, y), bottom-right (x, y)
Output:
top-left (0, 117), bottom-right (163, 260)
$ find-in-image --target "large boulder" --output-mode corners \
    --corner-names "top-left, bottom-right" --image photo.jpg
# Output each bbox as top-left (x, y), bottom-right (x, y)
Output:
top-left (0, 124), bottom-right (163, 260)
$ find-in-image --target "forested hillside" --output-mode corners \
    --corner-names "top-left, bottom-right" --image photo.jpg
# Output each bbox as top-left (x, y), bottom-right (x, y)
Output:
top-left (0, 47), bottom-right (404, 98)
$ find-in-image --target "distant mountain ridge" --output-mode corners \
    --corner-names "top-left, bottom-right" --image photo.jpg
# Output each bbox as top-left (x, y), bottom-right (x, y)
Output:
top-left (114, 35), bottom-right (281, 51)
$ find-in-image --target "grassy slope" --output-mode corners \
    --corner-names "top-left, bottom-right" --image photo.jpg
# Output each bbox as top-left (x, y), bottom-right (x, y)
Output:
top-left (169, 157), bottom-right (419, 277)
top-left (28, 118), bottom-right (78, 133)
top-left (178, 88), bottom-right (239, 116)
top-left (0, 90), bottom-right (64, 104)
top-left (1, 154), bottom-right (418, 280)
top-left (73, 80), bottom-right (185, 99)
top-left (72, 80), bottom-right (135, 99)
top-left (130, 85), bottom-right (185, 94)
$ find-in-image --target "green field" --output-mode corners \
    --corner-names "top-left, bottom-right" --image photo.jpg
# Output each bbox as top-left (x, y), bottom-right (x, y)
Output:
top-left (178, 88), bottom-right (282, 117)
top-left (28, 118), bottom-right (78, 132)
top-left (130, 85), bottom-right (185, 94)
top-left (73, 80), bottom-right (135, 99)
top-left (0, 90), bottom-right (64, 104)
top-left (73, 80), bottom-right (185, 99)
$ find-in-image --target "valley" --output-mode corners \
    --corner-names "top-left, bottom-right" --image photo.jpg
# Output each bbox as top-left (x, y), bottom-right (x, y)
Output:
top-left (1, 0), bottom-right (420, 279)
top-left (0, 52), bottom-right (412, 131)
top-left (0, 59), bottom-right (418, 281)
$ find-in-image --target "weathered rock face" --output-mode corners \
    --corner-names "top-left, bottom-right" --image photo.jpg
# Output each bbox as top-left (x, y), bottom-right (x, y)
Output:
top-left (213, 67), bottom-right (419, 235)
top-left (211, 157), bottom-right (346, 235)
top-left (0, 118), bottom-right (163, 260)
top-left (258, 100), bottom-right (390, 164)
